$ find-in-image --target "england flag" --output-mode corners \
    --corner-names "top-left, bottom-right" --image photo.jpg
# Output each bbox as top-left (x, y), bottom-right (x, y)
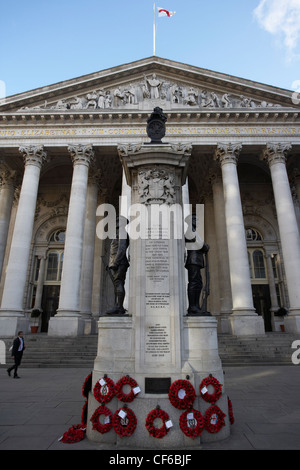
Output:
top-left (157, 7), bottom-right (176, 17)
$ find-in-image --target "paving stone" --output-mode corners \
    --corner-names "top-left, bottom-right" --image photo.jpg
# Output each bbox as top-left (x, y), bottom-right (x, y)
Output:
top-left (0, 365), bottom-right (300, 450)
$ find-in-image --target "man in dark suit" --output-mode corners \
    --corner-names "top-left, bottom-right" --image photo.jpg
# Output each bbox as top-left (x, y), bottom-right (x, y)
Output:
top-left (7, 331), bottom-right (25, 378)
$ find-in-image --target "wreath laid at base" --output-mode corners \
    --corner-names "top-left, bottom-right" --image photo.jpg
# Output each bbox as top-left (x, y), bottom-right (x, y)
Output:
top-left (82, 373), bottom-right (92, 398)
top-left (93, 376), bottom-right (116, 404)
top-left (228, 397), bottom-right (234, 425)
top-left (203, 405), bottom-right (226, 433)
top-left (60, 424), bottom-right (86, 443)
top-left (200, 375), bottom-right (223, 403)
top-left (168, 379), bottom-right (196, 410)
top-left (115, 376), bottom-right (140, 403)
top-left (179, 408), bottom-right (204, 439)
top-left (112, 406), bottom-right (137, 437)
top-left (145, 407), bottom-right (172, 439)
top-left (90, 405), bottom-right (113, 434)
top-left (60, 372), bottom-right (233, 444)
top-left (81, 400), bottom-right (88, 426)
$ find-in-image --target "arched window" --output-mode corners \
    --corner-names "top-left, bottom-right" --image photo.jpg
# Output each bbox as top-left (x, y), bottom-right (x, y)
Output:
top-left (248, 248), bottom-right (267, 279)
top-left (49, 229), bottom-right (66, 243)
top-left (246, 228), bottom-right (262, 241)
top-left (246, 228), bottom-right (266, 280)
top-left (253, 249), bottom-right (266, 278)
top-left (44, 230), bottom-right (65, 283)
top-left (45, 250), bottom-right (64, 282)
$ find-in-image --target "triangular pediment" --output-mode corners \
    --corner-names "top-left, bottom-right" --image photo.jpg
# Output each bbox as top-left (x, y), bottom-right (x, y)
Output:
top-left (0, 56), bottom-right (298, 114)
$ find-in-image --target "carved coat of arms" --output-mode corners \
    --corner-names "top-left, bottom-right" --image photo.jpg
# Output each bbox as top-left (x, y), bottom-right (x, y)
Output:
top-left (138, 168), bottom-right (175, 204)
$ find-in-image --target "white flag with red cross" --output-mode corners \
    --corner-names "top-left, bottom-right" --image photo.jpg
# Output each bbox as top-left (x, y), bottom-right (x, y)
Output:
top-left (157, 7), bottom-right (176, 17)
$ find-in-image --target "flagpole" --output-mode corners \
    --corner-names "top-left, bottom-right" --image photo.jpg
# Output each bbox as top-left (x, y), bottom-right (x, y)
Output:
top-left (153, 2), bottom-right (156, 56)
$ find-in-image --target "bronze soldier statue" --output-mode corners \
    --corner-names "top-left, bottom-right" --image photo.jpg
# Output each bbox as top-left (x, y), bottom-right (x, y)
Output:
top-left (105, 216), bottom-right (129, 315)
top-left (185, 214), bottom-right (211, 316)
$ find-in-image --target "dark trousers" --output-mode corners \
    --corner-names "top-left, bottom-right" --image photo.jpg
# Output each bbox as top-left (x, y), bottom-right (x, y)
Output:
top-left (8, 351), bottom-right (23, 376)
top-left (106, 264), bottom-right (128, 314)
top-left (187, 264), bottom-right (203, 293)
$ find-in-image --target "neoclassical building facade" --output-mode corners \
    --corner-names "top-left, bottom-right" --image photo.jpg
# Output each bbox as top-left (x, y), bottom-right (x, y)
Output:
top-left (0, 56), bottom-right (300, 337)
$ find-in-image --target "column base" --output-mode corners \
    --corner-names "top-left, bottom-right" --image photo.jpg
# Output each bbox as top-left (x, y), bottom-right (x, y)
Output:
top-left (229, 311), bottom-right (265, 335)
top-left (284, 314), bottom-right (300, 333)
top-left (47, 315), bottom-right (85, 336)
top-left (79, 312), bottom-right (95, 335)
top-left (0, 314), bottom-right (29, 336)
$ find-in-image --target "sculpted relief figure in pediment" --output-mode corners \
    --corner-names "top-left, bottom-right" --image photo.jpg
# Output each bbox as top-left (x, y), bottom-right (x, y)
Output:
top-left (18, 73), bottom-right (283, 112)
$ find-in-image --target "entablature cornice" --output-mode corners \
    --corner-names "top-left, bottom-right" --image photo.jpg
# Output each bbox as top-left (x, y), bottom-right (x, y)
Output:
top-left (0, 107), bottom-right (299, 127)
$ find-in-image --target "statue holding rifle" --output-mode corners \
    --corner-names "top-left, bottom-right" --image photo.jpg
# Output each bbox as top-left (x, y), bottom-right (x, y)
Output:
top-left (105, 216), bottom-right (129, 315)
top-left (185, 214), bottom-right (211, 316)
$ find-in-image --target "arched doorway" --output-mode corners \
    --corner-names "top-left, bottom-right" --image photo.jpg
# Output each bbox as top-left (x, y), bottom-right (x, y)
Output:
top-left (31, 223), bottom-right (66, 332)
top-left (246, 227), bottom-right (282, 331)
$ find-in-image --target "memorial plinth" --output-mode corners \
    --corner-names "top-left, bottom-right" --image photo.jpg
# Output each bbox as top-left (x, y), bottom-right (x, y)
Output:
top-left (86, 140), bottom-right (231, 448)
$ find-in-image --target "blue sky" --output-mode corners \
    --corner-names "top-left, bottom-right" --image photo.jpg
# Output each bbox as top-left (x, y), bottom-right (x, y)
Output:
top-left (1, 0), bottom-right (300, 98)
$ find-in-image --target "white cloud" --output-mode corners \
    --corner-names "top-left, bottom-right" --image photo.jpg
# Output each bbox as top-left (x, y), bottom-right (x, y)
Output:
top-left (254, 0), bottom-right (300, 60)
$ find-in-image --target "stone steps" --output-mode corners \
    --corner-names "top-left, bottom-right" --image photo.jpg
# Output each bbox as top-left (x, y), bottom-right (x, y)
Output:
top-left (1, 334), bottom-right (98, 369)
top-left (1, 332), bottom-right (298, 368)
top-left (218, 333), bottom-right (298, 366)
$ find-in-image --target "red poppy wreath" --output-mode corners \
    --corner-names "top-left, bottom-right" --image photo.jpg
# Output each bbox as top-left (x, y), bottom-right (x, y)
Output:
top-left (179, 408), bottom-right (204, 439)
top-left (228, 397), bottom-right (235, 425)
top-left (93, 376), bottom-right (116, 404)
top-left (203, 405), bottom-right (226, 433)
top-left (112, 406), bottom-right (137, 437)
top-left (81, 400), bottom-right (88, 426)
top-left (60, 424), bottom-right (86, 443)
top-left (199, 375), bottom-right (222, 403)
top-left (115, 376), bottom-right (140, 403)
top-left (82, 373), bottom-right (92, 399)
top-left (168, 379), bottom-right (196, 410)
top-left (145, 407), bottom-right (172, 438)
top-left (90, 405), bottom-right (113, 434)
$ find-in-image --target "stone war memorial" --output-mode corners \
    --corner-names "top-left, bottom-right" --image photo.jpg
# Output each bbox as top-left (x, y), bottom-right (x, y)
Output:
top-left (1, 56), bottom-right (300, 447)
top-left (86, 106), bottom-right (230, 447)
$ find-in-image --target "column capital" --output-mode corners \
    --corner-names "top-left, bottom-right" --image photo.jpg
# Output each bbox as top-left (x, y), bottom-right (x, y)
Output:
top-left (19, 145), bottom-right (48, 168)
top-left (261, 142), bottom-right (292, 166)
top-left (214, 142), bottom-right (242, 165)
top-left (68, 144), bottom-right (95, 167)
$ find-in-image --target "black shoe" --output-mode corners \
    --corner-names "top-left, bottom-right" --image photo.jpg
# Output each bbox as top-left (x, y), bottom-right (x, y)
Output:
top-left (105, 306), bottom-right (126, 315)
top-left (7, 369), bottom-right (11, 377)
top-left (13, 375), bottom-right (20, 379)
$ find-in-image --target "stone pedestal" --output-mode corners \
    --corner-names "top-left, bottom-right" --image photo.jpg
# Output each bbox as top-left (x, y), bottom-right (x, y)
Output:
top-left (0, 313), bottom-right (29, 337)
top-left (86, 142), bottom-right (231, 448)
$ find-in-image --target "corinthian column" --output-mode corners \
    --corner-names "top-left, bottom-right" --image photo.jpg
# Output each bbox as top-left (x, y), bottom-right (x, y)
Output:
top-left (0, 167), bottom-right (17, 278)
top-left (209, 172), bottom-right (232, 329)
top-left (48, 144), bottom-right (94, 337)
top-left (0, 146), bottom-right (48, 336)
top-left (79, 168), bottom-right (101, 330)
top-left (262, 143), bottom-right (300, 332)
top-left (214, 143), bottom-right (264, 335)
